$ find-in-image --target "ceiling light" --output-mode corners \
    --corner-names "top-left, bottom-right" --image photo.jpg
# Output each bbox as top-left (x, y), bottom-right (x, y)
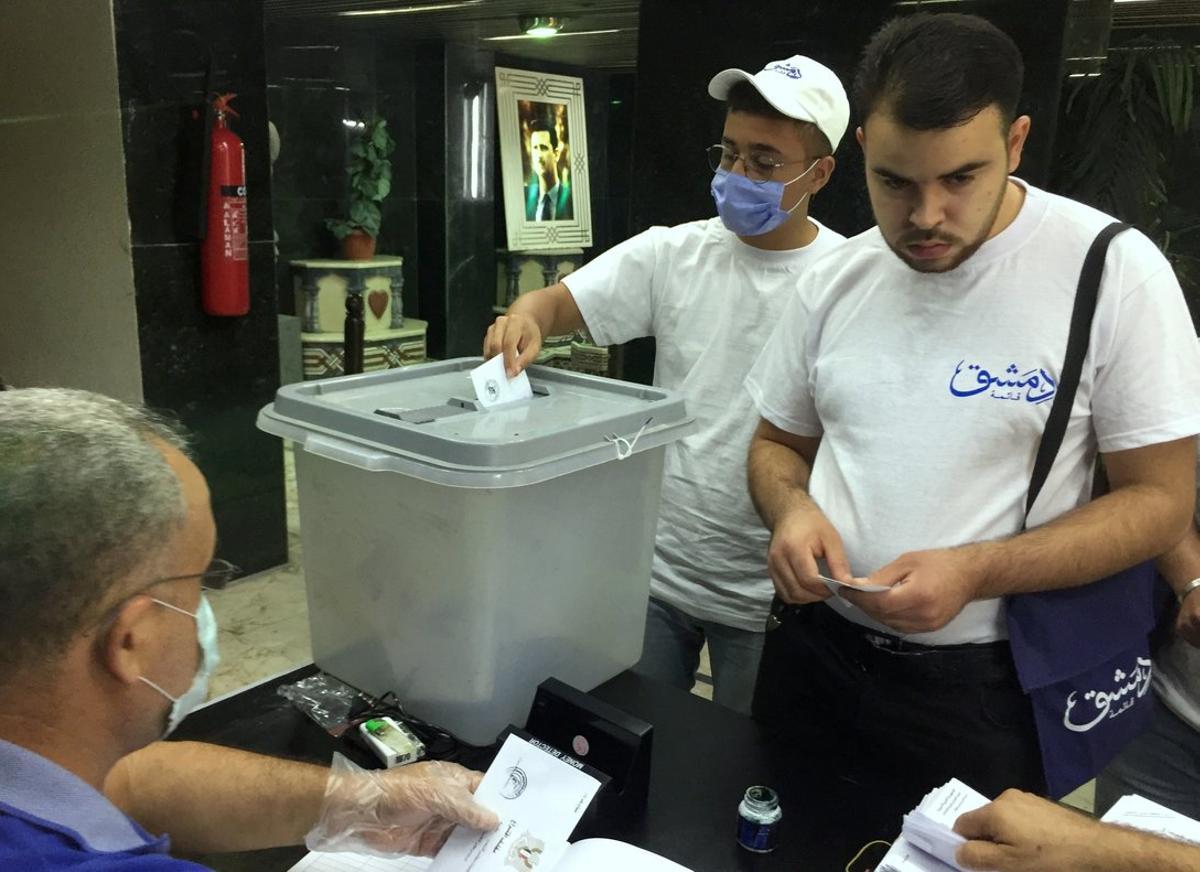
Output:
top-left (485, 27), bottom-right (618, 42)
top-left (519, 15), bottom-right (565, 37)
top-left (339, 1), bottom-right (484, 17)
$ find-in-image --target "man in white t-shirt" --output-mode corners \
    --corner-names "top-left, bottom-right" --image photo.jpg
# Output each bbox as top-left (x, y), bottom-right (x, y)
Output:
top-left (744, 13), bottom-right (1200, 795)
top-left (482, 57), bottom-right (850, 713)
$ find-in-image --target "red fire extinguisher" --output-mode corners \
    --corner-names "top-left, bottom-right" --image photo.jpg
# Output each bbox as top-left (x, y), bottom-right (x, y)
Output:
top-left (201, 93), bottom-right (250, 316)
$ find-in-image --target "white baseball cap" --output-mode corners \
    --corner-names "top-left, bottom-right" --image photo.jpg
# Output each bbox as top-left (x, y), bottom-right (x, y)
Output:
top-left (708, 55), bottom-right (851, 153)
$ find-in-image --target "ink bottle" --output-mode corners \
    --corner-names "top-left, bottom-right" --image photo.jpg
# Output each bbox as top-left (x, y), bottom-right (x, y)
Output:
top-left (736, 785), bottom-right (781, 853)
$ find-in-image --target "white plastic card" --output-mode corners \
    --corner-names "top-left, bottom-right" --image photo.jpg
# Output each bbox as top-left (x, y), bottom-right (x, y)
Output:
top-left (818, 574), bottom-right (891, 596)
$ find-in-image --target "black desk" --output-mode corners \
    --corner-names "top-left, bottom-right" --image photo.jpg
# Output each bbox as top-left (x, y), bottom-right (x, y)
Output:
top-left (173, 666), bottom-right (911, 872)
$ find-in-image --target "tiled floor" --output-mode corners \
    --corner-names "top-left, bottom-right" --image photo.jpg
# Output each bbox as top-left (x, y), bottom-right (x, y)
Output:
top-left (207, 446), bottom-right (1090, 812)
top-left (206, 445), bottom-right (311, 700)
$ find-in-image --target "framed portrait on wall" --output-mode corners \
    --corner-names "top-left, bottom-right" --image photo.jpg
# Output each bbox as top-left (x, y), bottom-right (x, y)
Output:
top-left (495, 66), bottom-right (593, 251)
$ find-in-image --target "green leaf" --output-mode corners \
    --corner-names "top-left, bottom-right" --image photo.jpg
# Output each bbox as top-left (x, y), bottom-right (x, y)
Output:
top-left (325, 217), bottom-right (353, 239)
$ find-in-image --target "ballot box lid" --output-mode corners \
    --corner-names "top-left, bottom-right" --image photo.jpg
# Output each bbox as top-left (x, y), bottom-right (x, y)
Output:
top-left (257, 358), bottom-right (695, 488)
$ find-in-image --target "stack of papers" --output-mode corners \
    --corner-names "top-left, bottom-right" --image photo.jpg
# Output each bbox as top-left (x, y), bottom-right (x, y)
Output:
top-left (875, 780), bottom-right (1200, 872)
top-left (1101, 794), bottom-right (1200, 845)
top-left (876, 779), bottom-right (989, 872)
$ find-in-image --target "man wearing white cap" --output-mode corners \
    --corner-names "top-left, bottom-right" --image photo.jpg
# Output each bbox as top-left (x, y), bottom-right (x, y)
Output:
top-left (482, 56), bottom-right (851, 713)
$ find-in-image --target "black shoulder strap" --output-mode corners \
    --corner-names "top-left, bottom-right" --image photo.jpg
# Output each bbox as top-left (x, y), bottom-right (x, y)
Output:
top-left (1024, 222), bottom-right (1131, 521)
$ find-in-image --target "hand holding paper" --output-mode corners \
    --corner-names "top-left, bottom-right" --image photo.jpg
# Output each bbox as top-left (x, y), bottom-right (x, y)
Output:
top-left (839, 548), bottom-right (982, 634)
top-left (430, 735), bottom-right (600, 872)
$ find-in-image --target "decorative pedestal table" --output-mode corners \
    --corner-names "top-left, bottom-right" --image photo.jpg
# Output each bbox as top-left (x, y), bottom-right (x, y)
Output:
top-left (291, 256), bottom-right (427, 380)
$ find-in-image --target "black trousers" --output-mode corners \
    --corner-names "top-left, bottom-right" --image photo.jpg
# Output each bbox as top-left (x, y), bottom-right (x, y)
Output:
top-left (752, 602), bottom-right (1046, 803)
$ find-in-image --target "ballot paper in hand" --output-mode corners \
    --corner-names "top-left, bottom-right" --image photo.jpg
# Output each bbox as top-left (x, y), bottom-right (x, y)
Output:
top-left (818, 574), bottom-right (891, 596)
top-left (430, 733), bottom-right (599, 872)
top-left (432, 734), bottom-right (691, 872)
top-left (470, 355), bottom-right (533, 410)
top-left (875, 779), bottom-right (990, 872)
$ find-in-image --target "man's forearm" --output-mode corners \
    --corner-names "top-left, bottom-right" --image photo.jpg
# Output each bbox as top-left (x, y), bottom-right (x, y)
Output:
top-left (1089, 824), bottom-right (1200, 872)
top-left (747, 434), bottom-right (817, 530)
top-left (508, 282), bottom-right (582, 338)
top-left (970, 482), bottom-right (1192, 599)
top-left (104, 741), bottom-right (327, 853)
top-left (1155, 523), bottom-right (1200, 594)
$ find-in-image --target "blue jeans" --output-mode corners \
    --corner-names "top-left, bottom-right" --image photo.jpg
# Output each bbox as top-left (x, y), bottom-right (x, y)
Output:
top-left (1095, 694), bottom-right (1200, 820)
top-left (631, 596), bottom-right (765, 715)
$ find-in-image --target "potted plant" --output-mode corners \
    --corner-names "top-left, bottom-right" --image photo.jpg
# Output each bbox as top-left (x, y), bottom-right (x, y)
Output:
top-left (326, 116), bottom-right (395, 260)
top-left (1052, 40), bottom-right (1200, 326)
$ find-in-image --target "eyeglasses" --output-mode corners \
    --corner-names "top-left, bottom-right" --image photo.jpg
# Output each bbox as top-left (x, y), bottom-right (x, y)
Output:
top-left (92, 558), bottom-right (241, 633)
top-left (148, 558), bottom-right (242, 592)
top-left (706, 144), bottom-right (811, 185)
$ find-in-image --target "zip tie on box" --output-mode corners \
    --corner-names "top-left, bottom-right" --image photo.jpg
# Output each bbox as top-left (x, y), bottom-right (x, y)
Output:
top-left (605, 417), bottom-right (653, 460)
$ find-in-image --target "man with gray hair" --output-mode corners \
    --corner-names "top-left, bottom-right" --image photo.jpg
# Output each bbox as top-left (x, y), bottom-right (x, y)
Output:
top-left (0, 388), bottom-right (498, 870)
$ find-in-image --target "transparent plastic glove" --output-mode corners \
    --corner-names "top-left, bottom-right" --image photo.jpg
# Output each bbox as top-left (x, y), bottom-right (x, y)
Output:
top-left (305, 752), bottom-right (500, 858)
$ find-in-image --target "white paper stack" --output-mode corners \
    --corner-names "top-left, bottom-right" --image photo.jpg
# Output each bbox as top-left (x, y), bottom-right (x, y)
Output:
top-left (876, 779), bottom-right (991, 872)
top-left (1101, 794), bottom-right (1200, 845)
top-left (876, 781), bottom-right (1200, 872)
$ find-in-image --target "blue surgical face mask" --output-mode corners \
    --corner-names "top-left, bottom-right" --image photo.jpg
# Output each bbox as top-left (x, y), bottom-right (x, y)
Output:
top-left (139, 594), bottom-right (220, 737)
top-left (710, 159), bottom-right (819, 237)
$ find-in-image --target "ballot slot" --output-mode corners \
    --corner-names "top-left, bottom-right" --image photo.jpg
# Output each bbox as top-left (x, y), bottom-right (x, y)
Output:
top-left (374, 383), bottom-right (551, 425)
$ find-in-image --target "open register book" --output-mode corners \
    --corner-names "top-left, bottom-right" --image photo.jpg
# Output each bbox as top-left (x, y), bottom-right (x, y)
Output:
top-left (288, 734), bottom-right (690, 872)
top-left (876, 779), bottom-right (1200, 872)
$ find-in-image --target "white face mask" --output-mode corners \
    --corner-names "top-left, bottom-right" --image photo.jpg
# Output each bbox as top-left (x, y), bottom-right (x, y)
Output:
top-left (138, 595), bottom-right (220, 737)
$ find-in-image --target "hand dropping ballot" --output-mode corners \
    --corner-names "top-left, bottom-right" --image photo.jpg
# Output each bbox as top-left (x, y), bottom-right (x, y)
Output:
top-left (471, 356), bottom-right (533, 410)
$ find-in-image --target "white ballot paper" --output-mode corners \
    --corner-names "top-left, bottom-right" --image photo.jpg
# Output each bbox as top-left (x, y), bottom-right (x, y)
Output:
top-left (1101, 794), bottom-right (1200, 845)
top-left (470, 356), bottom-right (533, 410)
top-left (290, 736), bottom-right (693, 872)
top-left (288, 853), bottom-right (431, 872)
top-left (876, 781), bottom-right (1200, 872)
top-left (876, 779), bottom-right (990, 872)
top-left (287, 837), bottom-right (689, 872)
top-left (430, 734), bottom-right (601, 872)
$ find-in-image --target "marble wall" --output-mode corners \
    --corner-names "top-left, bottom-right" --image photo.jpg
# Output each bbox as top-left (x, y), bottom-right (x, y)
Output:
top-left (113, 0), bottom-right (288, 575)
top-left (0, 2), bottom-right (143, 401)
top-left (265, 22), bottom-right (421, 321)
top-left (423, 45), bottom-right (631, 359)
top-left (265, 20), bottom-right (634, 362)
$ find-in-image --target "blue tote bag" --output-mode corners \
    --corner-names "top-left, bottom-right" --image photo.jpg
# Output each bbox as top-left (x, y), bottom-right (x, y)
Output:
top-left (1005, 222), bottom-right (1162, 798)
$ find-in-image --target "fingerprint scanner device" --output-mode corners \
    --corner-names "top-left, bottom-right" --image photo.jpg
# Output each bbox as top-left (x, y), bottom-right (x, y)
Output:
top-left (523, 677), bottom-right (653, 823)
top-left (359, 716), bottom-right (425, 768)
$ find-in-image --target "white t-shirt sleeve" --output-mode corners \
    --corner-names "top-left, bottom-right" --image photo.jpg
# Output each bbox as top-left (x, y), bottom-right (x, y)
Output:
top-left (1091, 240), bottom-right (1200, 453)
top-left (562, 227), bottom-right (668, 346)
top-left (744, 279), bottom-right (823, 437)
